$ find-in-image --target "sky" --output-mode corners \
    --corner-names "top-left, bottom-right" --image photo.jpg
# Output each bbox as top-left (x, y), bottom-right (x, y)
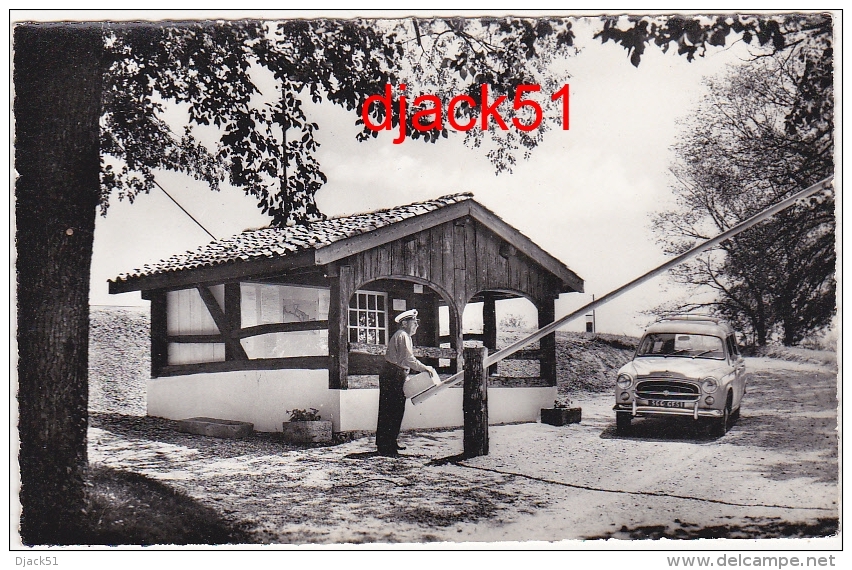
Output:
top-left (90, 14), bottom-right (758, 337)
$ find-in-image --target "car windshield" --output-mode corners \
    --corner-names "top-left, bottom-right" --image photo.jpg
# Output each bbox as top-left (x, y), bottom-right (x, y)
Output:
top-left (637, 333), bottom-right (725, 360)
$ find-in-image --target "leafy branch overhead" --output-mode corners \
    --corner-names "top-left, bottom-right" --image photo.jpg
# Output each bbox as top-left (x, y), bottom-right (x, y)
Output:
top-left (615, 14), bottom-right (836, 346)
top-left (100, 17), bottom-right (577, 226)
top-left (595, 13), bottom-right (833, 138)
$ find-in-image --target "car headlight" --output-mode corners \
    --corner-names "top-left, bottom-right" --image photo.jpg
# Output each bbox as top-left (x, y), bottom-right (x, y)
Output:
top-left (617, 374), bottom-right (633, 389)
top-left (701, 377), bottom-right (718, 393)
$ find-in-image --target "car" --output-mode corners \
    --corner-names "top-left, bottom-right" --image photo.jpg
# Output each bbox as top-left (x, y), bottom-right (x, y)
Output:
top-left (613, 316), bottom-right (747, 436)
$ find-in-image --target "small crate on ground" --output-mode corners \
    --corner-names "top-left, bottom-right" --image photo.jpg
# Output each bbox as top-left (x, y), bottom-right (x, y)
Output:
top-left (281, 420), bottom-right (333, 443)
top-left (541, 407), bottom-right (582, 426)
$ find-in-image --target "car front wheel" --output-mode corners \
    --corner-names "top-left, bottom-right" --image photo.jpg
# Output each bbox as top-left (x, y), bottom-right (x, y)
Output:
top-left (710, 402), bottom-right (731, 437)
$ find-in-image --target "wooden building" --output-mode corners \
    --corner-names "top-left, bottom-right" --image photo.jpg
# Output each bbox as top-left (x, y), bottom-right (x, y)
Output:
top-left (109, 193), bottom-right (583, 432)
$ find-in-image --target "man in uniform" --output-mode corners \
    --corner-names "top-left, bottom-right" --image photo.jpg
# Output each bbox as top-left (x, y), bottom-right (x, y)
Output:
top-left (376, 309), bottom-right (436, 456)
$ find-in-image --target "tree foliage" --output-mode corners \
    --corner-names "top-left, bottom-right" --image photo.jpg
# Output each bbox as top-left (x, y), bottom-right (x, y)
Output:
top-left (100, 17), bottom-right (576, 226)
top-left (15, 16), bottom-right (577, 543)
top-left (652, 49), bottom-right (834, 345)
top-left (597, 13), bottom-right (835, 345)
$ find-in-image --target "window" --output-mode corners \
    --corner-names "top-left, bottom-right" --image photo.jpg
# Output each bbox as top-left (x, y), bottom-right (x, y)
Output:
top-left (166, 286), bottom-right (226, 365)
top-left (349, 290), bottom-right (388, 345)
top-left (240, 283), bottom-right (329, 359)
top-left (726, 335), bottom-right (740, 359)
top-left (637, 333), bottom-right (725, 360)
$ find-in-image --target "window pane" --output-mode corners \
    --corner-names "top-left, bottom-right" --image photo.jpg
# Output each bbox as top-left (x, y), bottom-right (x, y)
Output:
top-left (349, 309), bottom-right (358, 326)
top-left (368, 312), bottom-right (376, 327)
top-left (359, 293), bottom-right (367, 309)
top-left (378, 313), bottom-right (385, 327)
top-left (368, 329), bottom-right (376, 344)
top-left (358, 329), bottom-right (367, 343)
top-left (350, 329), bottom-right (358, 343)
top-left (349, 296), bottom-right (357, 309)
top-left (377, 295), bottom-right (384, 311)
top-left (368, 295), bottom-right (376, 310)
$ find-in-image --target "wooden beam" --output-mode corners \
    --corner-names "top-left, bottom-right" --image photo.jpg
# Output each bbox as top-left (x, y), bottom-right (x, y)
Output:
top-left (196, 285), bottom-right (248, 360)
top-left (224, 283), bottom-right (242, 361)
top-left (451, 297), bottom-right (463, 374)
top-left (235, 320), bottom-right (329, 339)
top-left (348, 342), bottom-right (457, 360)
top-left (483, 293), bottom-right (497, 376)
top-left (150, 291), bottom-right (168, 378)
top-left (328, 265), bottom-right (352, 389)
top-left (505, 349), bottom-right (545, 361)
top-left (463, 346), bottom-right (489, 458)
top-left (167, 334), bottom-right (222, 344)
top-left (538, 298), bottom-right (557, 387)
top-left (158, 356), bottom-right (330, 377)
top-left (486, 376), bottom-right (551, 388)
top-left (168, 320), bottom-right (330, 343)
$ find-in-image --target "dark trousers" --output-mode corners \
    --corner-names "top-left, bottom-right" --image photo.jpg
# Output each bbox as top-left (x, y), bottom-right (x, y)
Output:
top-left (376, 361), bottom-right (407, 452)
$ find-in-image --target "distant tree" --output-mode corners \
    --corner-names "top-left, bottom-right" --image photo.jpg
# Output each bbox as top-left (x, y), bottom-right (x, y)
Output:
top-left (500, 314), bottom-right (529, 330)
top-left (597, 13), bottom-right (834, 346)
top-left (14, 17), bottom-right (576, 544)
top-left (651, 50), bottom-right (833, 346)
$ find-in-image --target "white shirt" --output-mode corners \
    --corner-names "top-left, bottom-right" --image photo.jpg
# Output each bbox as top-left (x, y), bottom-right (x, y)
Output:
top-left (384, 329), bottom-right (427, 373)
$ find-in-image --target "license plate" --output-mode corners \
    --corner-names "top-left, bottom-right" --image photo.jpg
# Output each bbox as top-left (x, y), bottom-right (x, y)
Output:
top-left (648, 400), bottom-right (686, 408)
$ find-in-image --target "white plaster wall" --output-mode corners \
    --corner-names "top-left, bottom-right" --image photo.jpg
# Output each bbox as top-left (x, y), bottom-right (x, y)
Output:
top-left (488, 386), bottom-right (557, 424)
top-left (149, 371), bottom-right (556, 433)
top-left (335, 386), bottom-right (557, 432)
top-left (148, 369), bottom-right (333, 432)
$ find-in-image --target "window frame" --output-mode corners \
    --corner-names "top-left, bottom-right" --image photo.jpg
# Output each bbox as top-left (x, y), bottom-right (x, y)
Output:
top-left (348, 289), bottom-right (389, 346)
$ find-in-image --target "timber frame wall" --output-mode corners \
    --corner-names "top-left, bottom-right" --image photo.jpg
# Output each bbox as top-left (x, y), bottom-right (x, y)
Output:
top-left (326, 214), bottom-right (564, 389)
top-left (123, 200), bottom-right (583, 388)
top-left (148, 283), bottom-right (331, 378)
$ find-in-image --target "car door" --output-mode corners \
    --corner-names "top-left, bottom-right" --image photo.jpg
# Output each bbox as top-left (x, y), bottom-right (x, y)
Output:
top-left (727, 335), bottom-right (746, 407)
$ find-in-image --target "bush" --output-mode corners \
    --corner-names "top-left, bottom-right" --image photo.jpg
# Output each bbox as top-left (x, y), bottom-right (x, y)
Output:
top-left (500, 314), bottom-right (528, 329)
top-left (287, 408), bottom-right (322, 422)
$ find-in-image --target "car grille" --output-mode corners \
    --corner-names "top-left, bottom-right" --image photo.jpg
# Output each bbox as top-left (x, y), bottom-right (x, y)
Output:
top-left (635, 380), bottom-right (700, 402)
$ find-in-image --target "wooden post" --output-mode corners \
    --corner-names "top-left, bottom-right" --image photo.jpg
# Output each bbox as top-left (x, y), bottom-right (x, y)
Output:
top-left (149, 290), bottom-right (168, 378)
top-left (196, 284), bottom-right (247, 360)
top-left (328, 264), bottom-right (352, 389)
top-left (432, 300), bottom-right (443, 371)
top-left (224, 283), bottom-right (242, 361)
top-left (463, 346), bottom-right (489, 457)
top-left (539, 297), bottom-right (557, 387)
top-left (450, 301), bottom-right (463, 374)
top-left (482, 293), bottom-right (497, 376)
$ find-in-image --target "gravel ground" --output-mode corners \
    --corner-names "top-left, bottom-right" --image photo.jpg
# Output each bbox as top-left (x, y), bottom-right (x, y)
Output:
top-left (88, 356), bottom-right (839, 545)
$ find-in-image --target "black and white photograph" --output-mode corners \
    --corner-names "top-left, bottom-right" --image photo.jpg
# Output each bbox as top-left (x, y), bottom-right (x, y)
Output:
top-left (9, 8), bottom-right (840, 559)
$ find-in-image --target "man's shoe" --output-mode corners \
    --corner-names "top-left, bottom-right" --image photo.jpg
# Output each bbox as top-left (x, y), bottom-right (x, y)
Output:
top-left (395, 444), bottom-right (407, 451)
top-left (377, 449), bottom-right (399, 457)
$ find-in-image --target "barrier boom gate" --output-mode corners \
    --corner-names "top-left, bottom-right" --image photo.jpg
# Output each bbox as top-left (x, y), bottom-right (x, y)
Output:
top-left (412, 176), bottom-right (834, 406)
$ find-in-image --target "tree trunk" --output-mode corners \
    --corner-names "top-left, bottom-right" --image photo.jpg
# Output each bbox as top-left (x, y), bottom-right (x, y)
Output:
top-left (14, 24), bottom-right (102, 545)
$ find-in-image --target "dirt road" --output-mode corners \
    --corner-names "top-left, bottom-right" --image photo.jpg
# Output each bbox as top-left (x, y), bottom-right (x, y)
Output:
top-left (88, 356), bottom-right (839, 544)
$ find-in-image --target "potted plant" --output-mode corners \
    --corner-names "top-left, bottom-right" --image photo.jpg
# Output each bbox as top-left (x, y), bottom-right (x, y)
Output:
top-left (281, 408), bottom-right (333, 443)
top-left (541, 398), bottom-right (582, 426)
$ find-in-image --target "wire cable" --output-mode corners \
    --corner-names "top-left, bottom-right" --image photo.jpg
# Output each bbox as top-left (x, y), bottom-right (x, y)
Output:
top-left (153, 179), bottom-right (218, 241)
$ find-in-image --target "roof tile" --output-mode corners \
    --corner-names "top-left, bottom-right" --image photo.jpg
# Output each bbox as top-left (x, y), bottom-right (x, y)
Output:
top-left (112, 192), bottom-right (473, 283)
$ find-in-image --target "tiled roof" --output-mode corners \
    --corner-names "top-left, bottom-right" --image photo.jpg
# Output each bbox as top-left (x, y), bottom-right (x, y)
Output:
top-left (112, 192), bottom-right (474, 283)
